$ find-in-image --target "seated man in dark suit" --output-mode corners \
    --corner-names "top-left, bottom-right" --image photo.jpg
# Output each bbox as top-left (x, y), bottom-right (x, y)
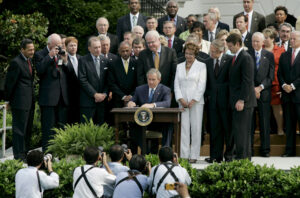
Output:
top-left (128, 69), bottom-right (171, 152)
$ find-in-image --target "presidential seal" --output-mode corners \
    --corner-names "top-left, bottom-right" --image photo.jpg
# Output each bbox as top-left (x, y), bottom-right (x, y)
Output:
top-left (134, 107), bottom-right (153, 126)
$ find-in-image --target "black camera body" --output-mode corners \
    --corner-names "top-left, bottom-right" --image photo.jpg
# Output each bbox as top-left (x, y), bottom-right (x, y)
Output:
top-left (121, 144), bottom-right (129, 154)
top-left (57, 46), bottom-right (65, 55)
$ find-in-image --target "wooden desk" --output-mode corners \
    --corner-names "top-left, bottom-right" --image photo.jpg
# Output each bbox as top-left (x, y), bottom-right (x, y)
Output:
top-left (111, 108), bottom-right (184, 156)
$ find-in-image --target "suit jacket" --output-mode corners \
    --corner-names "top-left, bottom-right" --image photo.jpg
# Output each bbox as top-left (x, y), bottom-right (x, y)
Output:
top-left (248, 49), bottom-right (275, 102)
top-left (78, 54), bottom-right (109, 107)
top-left (116, 13), bottom-right (147, 42)
top-left (157, 15), bottom-right (187, 37)
top-left (107, 33), bottom-right (119, 54)
top-left (229, 49), bottom-right (257, 109)
top-left (278, 49), bottom-right (300, 103)
top-left (243, 32), bottom-right (253, 51)
top-left (108, 56), bottom-right (137, 106)
top-left (5, 54), bottom-right (35, 110)
top-left (131, 83), bottom-right (171, 107)
top-left (172, 36), bottom-right (185, 58)
top-left (217, 21), bottom-right (230, 31)
top-left (178, 51), bottom-right (209, 64)
top-left (174, 60), bottom-right (207, 105)
top-left (34, 47), bottom-right (69, 106)
top-left (233, 11), bottom-right (266, 33)
top-left (67, 54), bottom-right (81, 107)
top-left (102, 53), bottom-right (118, 63)
top-left (203, 27), bottom-right (221, 42)
top-left (137, 46), bottom-right (177, 91)
top-left (205, 54), bottom-right (232, 109)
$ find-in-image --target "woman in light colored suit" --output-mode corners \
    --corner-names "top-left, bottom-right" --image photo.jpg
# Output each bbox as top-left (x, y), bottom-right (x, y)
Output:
top-left (174, 42), bottom-right (207, 163)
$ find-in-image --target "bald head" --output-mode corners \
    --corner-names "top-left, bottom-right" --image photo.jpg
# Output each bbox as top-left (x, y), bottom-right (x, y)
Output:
top-left (47, 33), bottom-right (62, 50)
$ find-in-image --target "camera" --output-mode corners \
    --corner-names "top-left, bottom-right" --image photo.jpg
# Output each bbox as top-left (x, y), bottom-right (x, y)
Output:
top-left (44, 153), bottom-right (52, 163)
top-left (98, 146), bottom-right (104, 157)
top-left (57, 46), bottom-right (65, 55)
top-left (121, 144), bottom-right (129, 154)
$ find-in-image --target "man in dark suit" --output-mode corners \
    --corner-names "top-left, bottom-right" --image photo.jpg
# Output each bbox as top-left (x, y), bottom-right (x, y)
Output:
top-left (233, 0), bottom-right (265, 34)
top-left (132, 37), bottom-right (146, 60)
top-left (78, 36), bottom-right (108, 125)
top-left (96, 17), bottom-right (119, 54)
top-left (208, 7), bottom-right (230, 32)
top-left (276, 22), bottom-right (292, 52)
top-left (204, 39), bottom-right (233, 163)
top-left (99, 35), bottom-right (118, 62)
top-left (163, 21), bottom-right (185, 58)
top-left (116, 0), bottom-right (147, 42)
top-left (235, 13), bottom-right (253, 51)
top-left (128, 68), bottom-right (171, 152)
top-left (203, 12), bottom-right (221, 42)
top-left (248, 32), bottom-right (274, 157)
top-left (109, 41), bottom-right (137, 108)
top-left (226, 33), bottom-right (257, 160)
top-left (157, 1), bottom-right (187, 37)
top-left (4, 39), bottom-right (35, 161)
top-left (65, 36), bottom-right (81, 124)
top-left (277, 31), bottom-right (300, 157)
top-left (34, 33), bottom-right (70, 152)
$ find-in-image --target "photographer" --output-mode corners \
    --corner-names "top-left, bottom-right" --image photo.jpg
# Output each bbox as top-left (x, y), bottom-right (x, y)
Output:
top-left (148, 147), bottom-right (191, 198)
top-left (15, 150), bottom-right (59, 198)
top-left (73, 146), bottom-right (116, 198)
top-left (113, 155), bottom-right (151, 198)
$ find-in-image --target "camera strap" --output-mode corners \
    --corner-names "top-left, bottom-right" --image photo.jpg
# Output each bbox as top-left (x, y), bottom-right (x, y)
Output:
top-left (155, 163), bottom-right (179, 193)
top-left (36, 171), bottom-right (42, 195)
top-left (73, 166), bottom-right (95, 190)
top-left (80, 166), bottom-right (100, 198)
top-left (114, 171), bottom-right (143, 196)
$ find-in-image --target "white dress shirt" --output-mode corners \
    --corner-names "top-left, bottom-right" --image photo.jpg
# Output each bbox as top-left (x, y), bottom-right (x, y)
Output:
top-left (73, 165), bottom-right (116, 198)
top-left (15, 166), bottom-right (59, 198)
top-left (130, 12), bottom-right (139, 29)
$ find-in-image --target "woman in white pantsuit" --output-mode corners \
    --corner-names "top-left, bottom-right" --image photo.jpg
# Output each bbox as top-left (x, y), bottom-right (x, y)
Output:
top-left (174, 42), bottom-right (207, 163)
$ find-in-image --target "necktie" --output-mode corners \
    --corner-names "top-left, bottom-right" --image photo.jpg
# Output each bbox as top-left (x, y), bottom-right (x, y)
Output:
top-left (148, 88), bottom-right (154, 103)
top-left (291, 50), bottom-right (296, 65)
top-left (132, 15), bottom-right (137, 27)
top-left (124, 60), bottom-right (129, 74)
top-left (246, 14), bottom-right (249, 31)
top-left (255, 52), bottom-right (260, 69)
top-left (71, 56), bottom-right (78, 76)
top-left (282, 41), bottom-right (286, 51)
top-left (214, 59), bottom-right (219, 77)
top-left (170, 18), bottom-right (175, 22)
top-left (54, 56), bottom-right (59, 69)
top-left (27, 59), bottom-right (32, 75)
top-left (168, 38), bottom-right (172, 48)
top-left (232, 55), bottom-right (236, 65)
top-left (95, 57), bottom-right (100, 77)
top-left (210, 32), bottom-right (214, 42)
top-left (154, 52), bottom-right (159, 70)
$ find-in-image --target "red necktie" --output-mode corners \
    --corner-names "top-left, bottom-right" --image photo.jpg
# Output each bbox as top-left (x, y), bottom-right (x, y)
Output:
top-left (246, 14), bottom-right (249, 31)
top-left (54, 56), bottom-right (59, 69)
top-left (168, 38), bottom-right (172, 48)
top-left (27, 59), bottom-right (32, 75)
top-left (232, 55), bottom-right (236, 65)
top-left (291, 50), bottom-right (296, 65)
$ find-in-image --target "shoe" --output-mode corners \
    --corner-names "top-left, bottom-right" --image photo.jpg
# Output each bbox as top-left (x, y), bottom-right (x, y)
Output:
top-left (281, 153), bottom-right (295, 157)
top-left (261, 153), bottom-right (270, 157)
top-left (225, 158), bottom-right (233, 162)
top-left (205, 158), bottom-right (221, 163)
top-left (189, 159), bottom-right (197, 163)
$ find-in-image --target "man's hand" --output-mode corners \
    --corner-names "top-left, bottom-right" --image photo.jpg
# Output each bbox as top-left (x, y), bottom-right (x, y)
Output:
top-left (188, 99), bottom-right (196, 108)
top-left (254, 86), bottom-right (262, 99)
top-left (123, 95), bottom-right (132, 102)
top-left (124, 149), bottom-right (132, 161)
top-left (127, 101), bottom-right (136, 108)
top-left (45, 160), bottom-right (53, 173)
top-left (141, 103), bottom-right (155, 108)
top-left (174, 182), bottom-right (190, 198)
top-left (101, 152), bottom-right (108, 165)
top-left (60, 52), bottom-right (68, 64)
top-left (235, 100), bottom-right (244, 111)
top-left (173, 153), bottom-right (179, 165)
top-left (283, 84), bottom-right (293, 93)
top-left (146, 161), bottom-right (152, 175)
top-left (49, 46), bottom-right (59, 58)
top-left (94, 93), bottom-right (106, 103)
top-left (179, 98), bottom-right (188, 108)
top-left (108, 92), bottom-right (112, 102)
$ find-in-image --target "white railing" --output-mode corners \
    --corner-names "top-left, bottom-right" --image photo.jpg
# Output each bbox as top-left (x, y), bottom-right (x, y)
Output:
top-left (0, 103), bottom-right (11, 157)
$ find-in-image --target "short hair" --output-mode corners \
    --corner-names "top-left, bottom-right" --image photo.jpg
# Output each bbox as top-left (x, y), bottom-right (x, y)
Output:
top-left (191, 21), bottom-right (206, 33)
top-left (274, 6), bottom-right (288, 15)
top-left (124, 31), bottom-right (133, 37)
top-left (119, 41), bottom-right (132, 50)
top-left (252, 32), bottom-right (265, 40)
top-left (59, 34), bottom-right (67, 39)
top-left (206, 12), bottom-right (217, 22)
top-left (109, 144), bottom-right (124, 162)
top-left (158, 146), bottom-right (173, 163)
top-left (183, 42), bottom-right (199, 56)
top-left (129, 155), bottom-right (147, 172)
top-left (208, 7), bottom-right (221, 20)
top-left (159, 35), bottom-right (168, 46)
top-left (84, 146), bottom-right (99, 164)
top-left (129, 0), bottom-right (140, 4)
top-left (211, 39), bottom-right (225, 52)
top-left (145, 30), bottom-right (160, 40)
top-left (267, 23), bottom-right (279, 31)
top-left (47, 33), bottom-right (60, 45)
top-left (88, 36), bottom-right (100, 47)
top-left (226, 33), bottom-right (243, 46)
top-left (132, 37), bottom-right (145, 47)
top-left (146, 16), bottom-right (158, 23)
top-left (163, 20), bottom-right (176, 28)
top-left (235, 13), bottom-right (248, 23)
top-left (132, 25), bottom-right (144, 34)
top-left (186, 33), bottom-right (200, 44)
top-left (146, 68), bottom-right (161, 79)
top-left (229, 28), bottom-right (242, 36)
top-left (20, 39), bottom-right (33, 49)
top-left (65, 36), bottom-right (78, 46)
top-left (187, 14), bottom-right (197, 20)
top-left (99, 35), bottom-right (111, 43)
top-left (166, 0), bottom-right (178, 8)
top-left (96, 17), bottom-right (109, 27)
top-left (279, 22), bottom-right (293, 31)
top-left (27, 150), bottom-right (44, 167)
top-left (216, 29), bottom-right (229, 39)
top-left (262, 28), bottom-right (277, 40)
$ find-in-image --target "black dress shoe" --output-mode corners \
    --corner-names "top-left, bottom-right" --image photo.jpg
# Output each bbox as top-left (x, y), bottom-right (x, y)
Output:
top-left (261, 153), bottom-right (270, 157)
top-left (281, 153), bottom-right (296, 157)
top-left (205, 158), bottom-right (221, 163)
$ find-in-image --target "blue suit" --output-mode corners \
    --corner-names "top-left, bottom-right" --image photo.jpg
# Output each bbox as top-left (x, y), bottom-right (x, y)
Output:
top-left (130, 83), bottom-right (172, 153)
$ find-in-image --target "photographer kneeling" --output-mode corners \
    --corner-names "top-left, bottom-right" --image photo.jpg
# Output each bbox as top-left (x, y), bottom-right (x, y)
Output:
top-left (15, 150), bottom-right (59, 198)
top-left (73, 146), bottom-right (116, 198)
top-left (113, 155), bottom-right (151, 198)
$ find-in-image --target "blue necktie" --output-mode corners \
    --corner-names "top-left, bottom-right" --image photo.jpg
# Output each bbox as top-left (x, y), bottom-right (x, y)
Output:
top-left (148, 88), bottom-right (154, 103)
top-left (255, 52), bottom-right (260, 69)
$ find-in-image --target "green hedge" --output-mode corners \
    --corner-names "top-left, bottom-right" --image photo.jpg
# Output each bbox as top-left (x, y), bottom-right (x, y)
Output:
top-left (1, 158), bottom-right (300, 197)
